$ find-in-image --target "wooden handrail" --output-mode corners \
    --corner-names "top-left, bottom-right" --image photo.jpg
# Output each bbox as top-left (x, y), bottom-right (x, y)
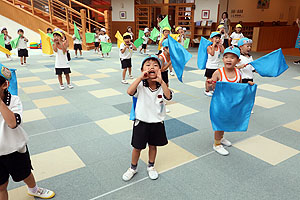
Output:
top-left (70, 0), bottom-right (104, 16)
top-left (30, 0), bottom-right (34, 14)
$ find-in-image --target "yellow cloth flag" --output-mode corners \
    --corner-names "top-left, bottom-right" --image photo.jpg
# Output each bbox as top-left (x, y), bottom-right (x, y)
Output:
top-left (39, 29), bottom-right (53, 55)
top-left (115, 31), bottom-right (123, 48)
top-left (0, 45), bottom-right (12, 55)
top-left (158, 34), bottom-right (180, 50)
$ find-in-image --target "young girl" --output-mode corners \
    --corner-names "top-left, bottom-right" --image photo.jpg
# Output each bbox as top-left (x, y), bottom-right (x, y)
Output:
top-left (207, 47), bottom-right (254, 156)
top-left (229, 24), bottom-right (244, 47)
top-left (140, 30), bottom-right (150, 54)
top-left (16, 29), bottom-right (29, 66)
top-left (176, 26), bottom-right (185, 47)
top-left (158, 39), bottom-right (172, 87)
top-left (52, 31), bottom-right (73, 90)
top-left (217, 25), bottom-right (229, 48)
top-left (1, 28), bottom-right (12, 61)
top-left (0, 67), bottom-right (55, 200)
top-left (204, 32), bottom-right (224, 97)
top-left (94, 28), bottom-right (100, 54)
top-left (99, 28), bottom-right (111, 58)
top-left (126, 26), bottom-right (134, 42)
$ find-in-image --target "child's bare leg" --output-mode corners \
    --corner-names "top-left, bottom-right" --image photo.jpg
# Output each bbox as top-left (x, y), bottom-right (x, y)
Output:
top-left (0, 181), bottom-right (9, 200)
top-left (122, 68), bottom-right (127, 80)
top-left (65, 74), bottom-right (71, 85)
top-left (24, 57), bottom-right (27, 64)
top-left (57, 75), bottom-right (63, 85)
top-left (5, 54), bottom-right (9, 58)
top-left (169, 65), bottom-right (173, 72)
top-left (131, 148), bottom-right (141, 165)
top-left (205, 77), bottom-right (210, 92)
top-left (23, 173), bottom-right (36, 188)
top-left (214, 131), bottom-right (224, 146)
top-left (128, 67), bottom-right (132, 76)
top-left (75, 50), bottom-right (77, 56)
top-left (79, 50), bottom-right (82, 56)
top-left (20, 57), bottom-right (23, 64)
top-left (148, 145), bottom-right (157, 164)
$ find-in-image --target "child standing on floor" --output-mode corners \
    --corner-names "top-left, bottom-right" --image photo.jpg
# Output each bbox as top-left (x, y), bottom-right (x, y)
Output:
top-left (52, 31), bottom-right (73, 90)
top-left (126, 26), bottom-right (134, 42)
top-left (1, 27), bottom-right (12, 61)
top-left (176, 26), bottom-right (185, 47)
top-left (207, 47), bottom-right (254, 156)
top-left (122, 55), bottom-right (173, 181)
top-left (140, 29), bottom-right (150, 54)
top-left (204, 32), bottom-right (224, 97)
top-left (229, 24), bottom-right (244, 47)
top-left (217, 24), bottom-right (229, 48)
top-left (120, 33), bottom-right (137, 84)
top-left (0, 67), bottom-right (55, 200)
top-left (72, 29), bottom-right (82, 58)
top-left (158, 39), bottom-right (172, 87)
top-left (94, 28), bottom-right (100, 54)
top-left (16, 29), bottom-right (29, 66)
top-left (99, 28), bottom-right (111, 58)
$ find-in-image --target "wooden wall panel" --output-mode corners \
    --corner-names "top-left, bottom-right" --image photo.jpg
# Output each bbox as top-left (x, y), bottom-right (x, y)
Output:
top-left (111, 21), bottom-right (135, 43)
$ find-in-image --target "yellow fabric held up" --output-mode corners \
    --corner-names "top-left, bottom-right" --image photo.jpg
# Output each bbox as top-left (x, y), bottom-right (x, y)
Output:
top-left (39, 29), bottom-right (53, 55)
top-left (0, 45), bottom-right (12, 55)
top-left (115, 31), bottom-right (124, 48)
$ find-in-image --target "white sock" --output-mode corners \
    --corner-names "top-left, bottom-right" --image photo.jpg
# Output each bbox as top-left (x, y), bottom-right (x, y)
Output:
top-left (28, 185), bottom-right (38, 193)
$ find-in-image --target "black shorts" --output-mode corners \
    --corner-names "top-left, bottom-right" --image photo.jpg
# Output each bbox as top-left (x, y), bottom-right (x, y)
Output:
top-left (5, 44), bottom-right (12, 51)
top-left (74, 44), bottom-right (82, 51)
top-left (95, 42), bottom-right (100, 47)
top-left (55, 68), bottom-right (71, 75)
top-left (0, 147), bottom-right (32, 185)
top-left (142, 44), bottom-right (147, 49)
top-left (131, 120), bottom-right (168, 149)
top-left (161, 70), bottom-right (169, 84)
top-left (242, 78), bottom-right (253, 83)
top-left (121, 58), bottom-right (132, 69)
top-left (18, 49), bottom-right (28, 57)
top-left (204, 68), bottom-right (217, 78)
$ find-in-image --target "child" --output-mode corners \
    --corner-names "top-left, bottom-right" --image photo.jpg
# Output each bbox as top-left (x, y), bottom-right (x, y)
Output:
top-left (217, 24), bottom-right (229, 48)
top-left (52, 31), bottom-right (73, 90)
top-left (229, 24), bottom-right (244, 47)
top-left (204, 32), bottom-right (224, 97)
top-left (94, 28), bottom-right (100, 54)
top-left (46, 28), bottom-right (52, 34)
top-left (122, 55), bottom-right (173, 181)
top-left (0, 67), bottom-right (55, 200)
top-left (176, 26), bottom-right (185, 46)
top-left (158, 39), bottom-right (172, 87)
top-left (1, 27), bottom-right (12, 61)
top-left (120, 33), bottom-right (137, 84)
top-left (126, 26), bottom-right (134, 41)
top-left (98, 28), bottom-right (111, 58)
top-left (294, 18), bottom-right (300, 65)
top-left (16, 29), bottom-right (29, 66)
top-left (72, 29), bottom-right (82, 58)
top-left (140, 30), bottom-right (150, 54)
top-left (207, 47), bottom-right (254, 156)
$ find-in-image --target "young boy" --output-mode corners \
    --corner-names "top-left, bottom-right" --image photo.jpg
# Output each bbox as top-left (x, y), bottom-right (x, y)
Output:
top-left (1, 27), bottom-right (12, 61)
top-left (16, 29), bottom-right (29, 66)
top-left (140, 30), bottom-right (150, 54)
top-left (120, 33), bottom-right (137, 84)
top-left (52, 31), bottom-right (74, 90)
top-left (99, 28), bottom-right (111, 58)
top-left (176, 26), bottom-right (185, 47)
top-left (94, 28), bottom-right (100, 54)
top-left (204, 32), bottom-right (224, 97)
top-left (122, 55), bottom-right (173, 181)
top-left (0, 67), bottom-right (55, 200)
top-left (72, 29), bottom-right (82, 58)
top-left (229, 24), bottom-right (244, 47)
top-left (207, 47), bottom-right (254, 156)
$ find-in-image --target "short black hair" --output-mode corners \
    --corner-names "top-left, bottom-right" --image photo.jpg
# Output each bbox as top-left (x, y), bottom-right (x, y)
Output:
top-left (53, 33), bottom-right (62, 37)
top-left (123, 35), bottom-right (131, 40)
top-left (17, 29), bottom-right (24, 33)
top-left (141, 57), bottom-right (161, 70)
top-left (0, 76), bottom-right (6, 86)
top-left (47, 28), bottom-right (52, 32)
top-left (222, 12), bottom-right (228, 18)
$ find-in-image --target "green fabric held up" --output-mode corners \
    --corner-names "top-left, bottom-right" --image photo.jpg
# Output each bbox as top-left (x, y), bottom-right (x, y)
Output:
top-left (101, 42), bottom-right (112, 53)
top-left (184, 38), bottom-right (190, 49)
top-left (138, 30), bottom-right (144, 39)
top-left (10, 35), bottom-right (21, 49)
top-left (74, 23), bottom-right (81, 40)
top-left (159, 15), bottom-right (171, 30)
top-left (0, 34), bottom-right (5, 47)
top-left (150, 27), bottom-right (160, 41)
top-left (47, 33), bottom-right (53, 45)
top-left (134, 38), bottom-right (143, 48)
top-left (85, 32), bottom-right (96, 43)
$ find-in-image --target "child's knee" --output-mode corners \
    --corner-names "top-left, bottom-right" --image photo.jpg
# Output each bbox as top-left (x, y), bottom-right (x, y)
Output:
top-left (149, 145), bottom-right (157, 150)
top-left (133, 148), bottom-right (142, 153)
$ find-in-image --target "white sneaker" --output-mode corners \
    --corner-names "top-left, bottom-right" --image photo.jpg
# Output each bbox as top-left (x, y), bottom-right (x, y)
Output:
top-left (147, 166), bottom-right (159, 180)
top-left (210, 90), bottom-right (214, 94)
top-left (75, 55), bottom-right (78, 58)
top-left (67, 84), bottom-right (74, 89)
top-left (169, 71), bottom-right (175, 76)
top-left (129, 75), bottom-right (134, 79)
top-left (213, 144), bottom-right (229, 156)
top-left (28, 187), bottom-right (55, 199)
top-left (20, 63), bottom-right (24, 66)
top-left (60, 85), bottom-right (65, 90)
top-left (107, 54), bottom-right (110, 57)
top-left (221, 138), bottom-right (232, 147)
top-left (204, 91), bottom-right (213, 97)
top-left (121, 80), bottom-right (128, 84)
top-left (101, 55), bottom-right (104, 58)
top-left (251, 110), bottom-right (254, 114)
top-left (122, 168), bottom-right (137, 181)
top-left (166, 108), bottom-right (170, 113)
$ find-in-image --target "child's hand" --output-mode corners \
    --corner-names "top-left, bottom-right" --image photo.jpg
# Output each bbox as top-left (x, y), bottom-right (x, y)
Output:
top-left (140, 71), bottom-right (149, 80)
top-left (296, 18), bottom-right (299, 24)
top-left (207, 79), bottom-right (216, 86)
top-left (152, 70), bottom-right (162, 84)
top-left (248, 81), bottom-right (255, 86)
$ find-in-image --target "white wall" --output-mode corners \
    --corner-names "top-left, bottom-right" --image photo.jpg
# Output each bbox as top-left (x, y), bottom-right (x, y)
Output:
top-left (0, 15), bottom-right (40, 43)
top-left (111, 0), bottom-right (134, 21)
top-left (194, 0), bottom-right (219, 22)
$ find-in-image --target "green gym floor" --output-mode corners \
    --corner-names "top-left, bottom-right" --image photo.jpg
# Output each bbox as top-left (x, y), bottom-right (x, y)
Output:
top-left (1, 45), bottom-right (300, 200)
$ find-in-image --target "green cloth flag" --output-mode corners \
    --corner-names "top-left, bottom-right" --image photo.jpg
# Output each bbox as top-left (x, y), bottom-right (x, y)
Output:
top-left (138, 30), bottom-right (144, 39)
top-left (74, 23), bottom-right (81, 40)
top-left (150, 27), bottom-right (160, 41)
top-left (47, 33), bottom-right (53, 45)
top-left (85, 32), bottom-right (96, 43)
top-left (0, 34), bottom-right (5, 47)
top-left (159, 15), bottom-right (171, 30)
top-left (134, 38), bottom-right (143, 48)
top-left (184, 38), bottom-right (190, 49)
top-left (101, 42), bottom-right (112, 53)
top-left (10, 35), bottom-right (21, 49)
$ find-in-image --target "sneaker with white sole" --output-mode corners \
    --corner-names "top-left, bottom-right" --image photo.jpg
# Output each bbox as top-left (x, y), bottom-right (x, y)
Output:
top-left (75, 55), bottom-right (78, 58)
top-left (28, 187), bottom-right (55, 199)
top-left (293, 60), bottom-right (300, 65)
top-left (251, 110), bottom-right (254, 114)
top-left (129, 75), bottom-right (134, 79)
top-left (60, 85), bottom-right (65, 90)
top-left (204, 91), bottom-right (213, 97)
top-left (20, 63), bottom-right (24, 66)
top-left (169, 71), bottom-right (175, 76)
top-left (213, 144), bottom-right (229, 156)
top-left (67, 84), bottom-right (74, 89)
top-left (121, 80), bottom-right (128, 84)
top-left (221, 138), bottom-right (232, 147)
top-left (166, 108), bottom-right (170, 113)
top-left (122, 168), bottom-right (137, 181)
top-left (147, 166), bottom-right (159, 180)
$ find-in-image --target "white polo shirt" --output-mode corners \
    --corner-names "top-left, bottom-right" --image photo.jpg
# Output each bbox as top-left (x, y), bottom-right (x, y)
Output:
top-left (99, 34), bottom-right (110, 43)
top-left (119, 43), bottom-right (133, 60)
top-left (72, 34), bottom-right (82, 44)
top-left (134, 81), bottom-right (173, 123)
top-left (17, 38), bottom-right (27, 49)
top-left (238, 55), bottom-right (255, 79)
top-left (142, 35), bottom-right (149, 44)
top-left (230, 32), bottom-right (244, 46)
top-left (0, 93), bottom-right (28, 156)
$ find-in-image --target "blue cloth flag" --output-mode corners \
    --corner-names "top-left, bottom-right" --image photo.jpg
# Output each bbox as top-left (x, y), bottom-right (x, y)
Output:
top-left (168, 35), bottom-right (192, 82)
top-left (0, 63), bottom-right (18, 95)
top-left (210, 82), bottom-right (257, 132)
top-left (129, 96), bottom-right (137, 121)
top-left (250, 48), bottom-right (288, 77)
top-left (197, 37), bottom-right (212, 70)
top-left (295, 30), bottom-right (300, 48)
